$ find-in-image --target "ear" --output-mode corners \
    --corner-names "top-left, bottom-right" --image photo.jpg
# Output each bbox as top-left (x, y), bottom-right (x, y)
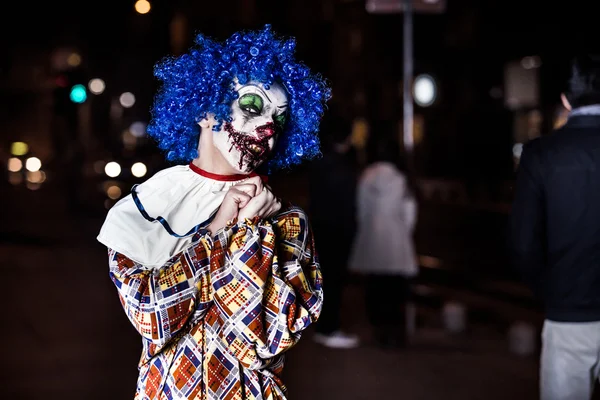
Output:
top-left (198, 114), bottom-right (217, 129)
top-left (199, 118), bottom-right (211, 129)
top-left (560, 93), bottom-right (572, 111)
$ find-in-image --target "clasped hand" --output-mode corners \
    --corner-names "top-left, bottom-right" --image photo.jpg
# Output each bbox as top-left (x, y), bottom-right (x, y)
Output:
top-left (207, 176), bottom-right (281, 235)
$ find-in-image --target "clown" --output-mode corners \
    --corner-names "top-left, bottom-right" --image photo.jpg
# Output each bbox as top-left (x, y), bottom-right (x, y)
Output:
top-left (97, 25), bottom-right (329, 399)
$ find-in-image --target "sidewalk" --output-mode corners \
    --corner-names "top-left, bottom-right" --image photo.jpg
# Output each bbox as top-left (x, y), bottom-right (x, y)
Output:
top-left (2, 239), bottom-right (540, 399)
top-left (283, 283), bottom-right (538, 399)
top-left (286, 328), bottom-right (538, 400)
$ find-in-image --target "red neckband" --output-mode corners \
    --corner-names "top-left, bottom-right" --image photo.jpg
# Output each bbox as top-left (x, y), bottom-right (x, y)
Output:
top-left (188, 162), bottom-right (268, 183)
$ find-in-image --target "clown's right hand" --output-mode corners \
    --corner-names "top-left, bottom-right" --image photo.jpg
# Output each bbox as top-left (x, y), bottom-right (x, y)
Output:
top-left (237, 183), bottom-right (281, 222)
top-left (207, 176), bottom-right (267, 235)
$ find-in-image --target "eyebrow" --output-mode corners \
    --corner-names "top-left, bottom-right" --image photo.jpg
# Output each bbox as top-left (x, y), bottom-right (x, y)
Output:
top-left (242, 84), bottom-right (272, 102)
top-left (277, 104), bottom-right (288, 109)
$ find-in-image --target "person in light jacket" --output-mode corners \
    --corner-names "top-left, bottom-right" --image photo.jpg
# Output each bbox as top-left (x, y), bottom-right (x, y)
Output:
top-left (349, 133), bottom-right (419, 348)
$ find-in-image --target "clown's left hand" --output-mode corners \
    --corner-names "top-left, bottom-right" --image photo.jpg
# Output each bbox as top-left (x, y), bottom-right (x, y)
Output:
top-left (237, 184), bottom-right (281, 222)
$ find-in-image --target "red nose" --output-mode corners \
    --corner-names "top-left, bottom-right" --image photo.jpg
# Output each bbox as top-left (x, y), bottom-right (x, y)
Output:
top-left (256, 122), bottom-right (276, 139)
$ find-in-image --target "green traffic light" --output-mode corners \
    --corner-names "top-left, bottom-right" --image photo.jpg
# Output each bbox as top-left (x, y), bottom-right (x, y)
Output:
top-left (70, 84), bottom-right (87, 103)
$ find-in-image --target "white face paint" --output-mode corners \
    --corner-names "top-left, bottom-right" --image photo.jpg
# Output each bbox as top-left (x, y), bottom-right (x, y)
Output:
top-left (212, 81), bottom-right (289, 173)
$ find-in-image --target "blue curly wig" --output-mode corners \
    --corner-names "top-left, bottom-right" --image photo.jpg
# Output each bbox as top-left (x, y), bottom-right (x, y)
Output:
top-left (147, 24), bottom-right (331, 172)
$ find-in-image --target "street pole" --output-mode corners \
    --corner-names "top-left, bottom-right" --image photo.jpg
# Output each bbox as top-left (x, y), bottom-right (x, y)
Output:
top-left (403, 0), bottom-right (414, 155)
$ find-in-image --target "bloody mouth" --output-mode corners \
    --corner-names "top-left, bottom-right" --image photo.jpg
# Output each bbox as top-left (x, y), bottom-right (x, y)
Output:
top-left (224, 122), bottom-right (276, 171)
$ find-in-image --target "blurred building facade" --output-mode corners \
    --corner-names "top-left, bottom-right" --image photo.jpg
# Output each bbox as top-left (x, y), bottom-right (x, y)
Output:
top-left (0, 0), bottom-right (595, 191)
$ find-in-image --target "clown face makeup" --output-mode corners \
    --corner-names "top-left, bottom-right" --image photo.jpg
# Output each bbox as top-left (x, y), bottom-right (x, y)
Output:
top-left (212, 81), bottom-right (289, 173)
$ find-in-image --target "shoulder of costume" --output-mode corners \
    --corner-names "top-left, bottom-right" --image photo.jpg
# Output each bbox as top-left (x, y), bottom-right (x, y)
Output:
top-left (104, 164), bottom-right (191, 216)
top-left (96, 165), bottom-right (196, 251)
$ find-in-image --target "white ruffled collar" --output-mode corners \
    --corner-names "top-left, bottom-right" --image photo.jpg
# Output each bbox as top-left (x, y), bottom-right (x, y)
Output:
top-left (97, 164), bottom-right (256, 267)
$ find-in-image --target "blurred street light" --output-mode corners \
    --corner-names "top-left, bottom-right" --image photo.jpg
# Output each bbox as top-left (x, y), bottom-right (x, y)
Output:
top-left (135, 0), bottom-right (151, 14)
top-left (105, 162), bottom-right (121, 178)
top-left (25, 157), bottom-right (42, 172)
top-left (67, 53), bottom-right (82, 67)
top-left (107, 185), bottom-right (122, 200)
top-left (131, 162), bottom-right (147, 178)
top-left (10, 142), bottom-right (28, 156)
top-left (27, 170), bottom-right (46, 184)
top-left (119, 92), bottom-right (136, 108)
top-left (413, 74), bottom-right (436, 107)
top-left (130, 121), bottom-right (147, 137)
top-left (367, 0), bottom-right (446, 154)
top-left (89, 78), bottom-right (106, 95)
top-left (70, 84), bottom-right (87, 103)
top-left (7, 157), bottom-right (23, 172)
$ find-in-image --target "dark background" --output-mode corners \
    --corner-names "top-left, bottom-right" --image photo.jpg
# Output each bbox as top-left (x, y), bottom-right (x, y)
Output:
top-left (1, 1), bottom-right (598, 398)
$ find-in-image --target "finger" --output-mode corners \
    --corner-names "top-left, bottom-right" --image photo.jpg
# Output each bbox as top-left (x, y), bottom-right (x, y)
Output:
top-left (251, 188), bottom-right (269, 213)
top-left (256, 191), bottom-right (279, 218)
top-left (231, 183), bottom-right (257, 198)
top-left (254, 203), bottom-right (270, 219)
top-left (259, 202), bottom-right (280, 219)
top-left (238, 189), bottom-right (268, 220)
top-left (228, 188), bottom-right (252, 208)
top-left (237, 195), bottom-right (252, 209)
top-left (243, 176), bottom-right (263, 194)
top-left (255, 178), bottom-right (264, 195)
top-left (267, 198), bottom-right (282, 217)
top-left (260, 185), bottom-right (273, 198)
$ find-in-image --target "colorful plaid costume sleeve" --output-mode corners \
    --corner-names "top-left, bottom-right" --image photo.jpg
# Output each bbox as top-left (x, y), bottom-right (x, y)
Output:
top-left (209, 206), bottom-right (323, 369)
top-left (108, 235), bottom-right (213, 360)
top-left (108, 205), bottom-right (323, 399)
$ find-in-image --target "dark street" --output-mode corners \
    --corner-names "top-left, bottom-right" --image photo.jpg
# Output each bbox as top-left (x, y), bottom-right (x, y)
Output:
top-left (1, 178), bottom-right (539, 399)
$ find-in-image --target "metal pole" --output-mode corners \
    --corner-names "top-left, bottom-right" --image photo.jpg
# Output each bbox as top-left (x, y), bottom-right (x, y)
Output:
top-left (403, 0), bottom-right (414, 153)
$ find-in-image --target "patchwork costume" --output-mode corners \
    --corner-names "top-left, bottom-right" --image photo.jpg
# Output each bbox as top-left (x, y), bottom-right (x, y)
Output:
top-left (97, 26), bottom-right (329, 399)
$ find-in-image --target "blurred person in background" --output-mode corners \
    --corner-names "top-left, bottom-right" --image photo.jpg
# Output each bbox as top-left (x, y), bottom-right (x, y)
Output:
top-left (349, 127), bottom-right (419, 348)
top-left (96, 26), bottom-right (329, 399)
top-left (510, 54), bottom-right (600, 400)
top-left (309, 110), bottom-right (360, 349)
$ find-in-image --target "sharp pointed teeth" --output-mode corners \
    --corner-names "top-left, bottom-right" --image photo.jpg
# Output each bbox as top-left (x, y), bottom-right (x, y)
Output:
top-left (249, 144), bottom-right (262, 154)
